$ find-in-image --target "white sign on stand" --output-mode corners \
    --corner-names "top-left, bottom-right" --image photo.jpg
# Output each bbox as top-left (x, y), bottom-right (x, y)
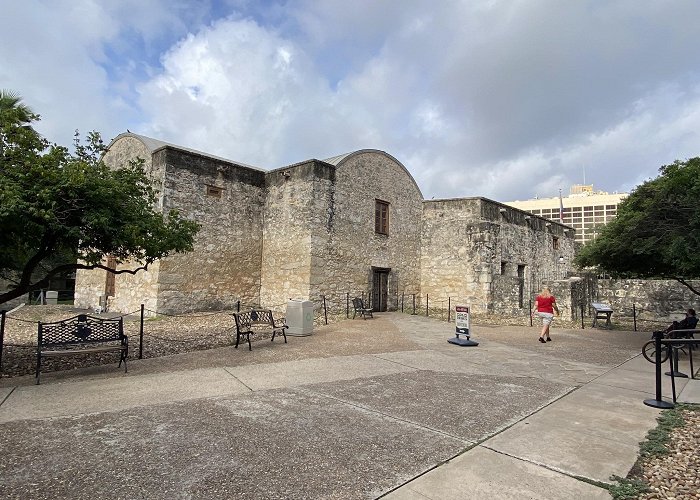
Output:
top-left (448, 304), bottom-right (478, 346)
top-left (455, 305), bottom-right (470, 334)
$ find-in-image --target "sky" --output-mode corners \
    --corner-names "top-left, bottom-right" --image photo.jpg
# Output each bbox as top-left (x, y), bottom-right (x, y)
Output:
top-left (2, 0), bottom-right (699, 202)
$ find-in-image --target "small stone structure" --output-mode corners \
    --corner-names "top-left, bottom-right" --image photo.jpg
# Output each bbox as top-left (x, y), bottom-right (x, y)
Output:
top-left (74, 133), bottom-right (576, 315)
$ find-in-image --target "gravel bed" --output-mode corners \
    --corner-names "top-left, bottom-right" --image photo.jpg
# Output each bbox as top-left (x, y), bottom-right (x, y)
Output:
top-left (634, 406), bottom-right (700, 500)
top-left (0, 305), bottom-right (242, 378)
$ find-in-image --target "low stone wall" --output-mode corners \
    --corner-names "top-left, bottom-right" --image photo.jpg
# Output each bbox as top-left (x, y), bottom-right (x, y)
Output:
top-left (596, 278), bottom-right (700, 322)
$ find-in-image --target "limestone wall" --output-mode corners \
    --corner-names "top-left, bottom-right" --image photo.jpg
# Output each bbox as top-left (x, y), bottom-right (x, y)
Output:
top-left (154, 148), bottom-right (265, 314)
top-left (595, 278), bottom-right (700, 322)
top-left (259, 161), bottom-right (319, 308)
top-left (260, 152), bottom-right (423, 311)
top-left (313, 152), bottom-right (423, 309)
top-left (421, 199), bottom-right (576, 315)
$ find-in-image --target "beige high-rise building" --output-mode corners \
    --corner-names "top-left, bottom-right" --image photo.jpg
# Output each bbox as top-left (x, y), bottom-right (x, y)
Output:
top-left (505, 185), bottom-right (628, 244)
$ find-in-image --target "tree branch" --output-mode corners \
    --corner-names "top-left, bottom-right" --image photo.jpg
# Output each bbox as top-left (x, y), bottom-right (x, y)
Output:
top-left (0, 261), bottom-right (151, 305)
top-left (673, 277), bottom-right (700, 297)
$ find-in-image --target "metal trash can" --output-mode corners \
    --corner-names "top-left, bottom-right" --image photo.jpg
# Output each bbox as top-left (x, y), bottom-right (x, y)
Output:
top-left (286, 299), bottom-right (314, 336)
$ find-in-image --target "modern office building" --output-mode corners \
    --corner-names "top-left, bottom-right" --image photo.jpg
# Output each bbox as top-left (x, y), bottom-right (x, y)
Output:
top-left (504, 185), bottom-right (628, 244)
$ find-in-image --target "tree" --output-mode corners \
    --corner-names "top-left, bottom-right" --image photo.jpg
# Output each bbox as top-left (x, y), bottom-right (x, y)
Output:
top-left (575, 157), bottom-right (700, 295)
top-left (0, 92), bottom-right (200, 305)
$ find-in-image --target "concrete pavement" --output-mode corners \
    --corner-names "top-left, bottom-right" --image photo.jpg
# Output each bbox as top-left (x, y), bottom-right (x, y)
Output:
top-left (0, 313), bottom-right (695, 499)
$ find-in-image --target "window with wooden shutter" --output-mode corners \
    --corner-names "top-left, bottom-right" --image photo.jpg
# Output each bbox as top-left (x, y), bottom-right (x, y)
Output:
top-left (375, 200), bottom-right (389, 235)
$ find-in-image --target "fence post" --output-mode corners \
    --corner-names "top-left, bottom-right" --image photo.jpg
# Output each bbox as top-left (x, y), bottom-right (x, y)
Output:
top-left (346, 293), bottom-right (349, 319)
top-left (139, 304), bottom-right (145, 359)
top-left (322, 295), bottom-right (328, 325)
top-left (633, 303), bottom-right (637, 332)
top-left (426, 294), bottom-right (429, 317)
top-left (412, 294), bottom-right (416, 315)
top-left (448, 297), bottom-right (451, 323)
top-left (0, 310), bottom-right (6, 372)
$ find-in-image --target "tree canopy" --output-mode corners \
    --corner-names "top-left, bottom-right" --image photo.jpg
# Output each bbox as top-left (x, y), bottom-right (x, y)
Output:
top-left (575, 157), bottom-right (700, 295)
top-left (0, 91), bottom-right (200, 305)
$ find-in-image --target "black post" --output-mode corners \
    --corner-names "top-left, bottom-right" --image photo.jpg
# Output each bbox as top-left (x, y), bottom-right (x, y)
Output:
top-left (401, 293), bottom-right (404, 312)
top-left (665, 344), bottom-right (688, 378)
top-left (346, 293), bottom-right (349, 319)
top-left (426, 294), bottom-right (429, 317)
top-left (633, 303), bottom-right (637, 332)
top-left (644, 333), bottom-right (674, 408)
top-left (580, 303), bottom-right (585, 329)
top-left (237, 300), bottom-right (241, 312)
top-left (323, 295), bottom-right (328, 325)
top-left (0, 310), bottom-right (6, 372)
top-left (529, 300), bottom-right (533, 327)
top-left (448, 297), bottom-right (451, 323)
top-left (412, 294), bottom-right (416, 315)
top-left (139, 304), bottom-right (144, 359)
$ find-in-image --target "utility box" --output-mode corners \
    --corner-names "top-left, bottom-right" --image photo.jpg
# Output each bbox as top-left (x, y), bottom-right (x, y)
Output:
top-left (45, 291), bottom-right (58, 305)
top-left (286, 299), bottom-right (314, 336)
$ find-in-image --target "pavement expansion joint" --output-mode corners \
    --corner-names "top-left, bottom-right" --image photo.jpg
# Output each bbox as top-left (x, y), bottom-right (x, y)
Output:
top-left (0, 387), bottom-right (16, 408)
top-left (478, 444), bottom-right (612, 491)
top-left (222, 367), bottom-right (254, 392)
top-left (298, 386), bottom-right (473, 444)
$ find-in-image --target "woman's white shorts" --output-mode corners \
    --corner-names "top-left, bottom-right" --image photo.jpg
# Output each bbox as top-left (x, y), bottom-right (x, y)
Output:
top-left (537, 312), bottom-right (554, 325)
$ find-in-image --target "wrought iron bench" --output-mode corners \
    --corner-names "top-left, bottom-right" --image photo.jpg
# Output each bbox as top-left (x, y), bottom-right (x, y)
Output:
top-left (232, 309), bottom-right (288, 351)
top-left (36, 314), bottom-right (128, 384)
top-left (352, 297), bottom-right (373, 319)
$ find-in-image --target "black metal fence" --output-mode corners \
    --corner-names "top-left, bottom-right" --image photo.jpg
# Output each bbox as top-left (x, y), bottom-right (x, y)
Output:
top-left (0, 297), bottom-right (692, 377)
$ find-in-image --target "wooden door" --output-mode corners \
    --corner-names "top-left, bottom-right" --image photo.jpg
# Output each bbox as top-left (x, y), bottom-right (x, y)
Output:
top-left (372, 270), bottom-right (389, 312)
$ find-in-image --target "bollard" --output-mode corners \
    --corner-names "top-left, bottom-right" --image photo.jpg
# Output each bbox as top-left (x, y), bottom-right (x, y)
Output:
top-left (529, 300), bottom-right (532, 327)
top-left (237, 300), bottom-right (241, 312)
top-left (580, 303), bottom-right (585, 329)
top-left (643, 332), bottom-right (674, 409)
top-left (426, 294), bottom-right (429, 317)
top-left (139, 304), bottom-right (145, 359)
top-left (633, 303), bottom-right (637, 332)
top-left (448, 297), bottom-right (451, 322)
top-left (412, 294), bottom-right (416, 315)
top-left (401, 292), bottom-right (404, 313)
top-left (346, 293), bottom-right (349, 319)
top-left (0, 309), bottom-right (6, 372)
top-left (322, 295), bottom-right (328, 325)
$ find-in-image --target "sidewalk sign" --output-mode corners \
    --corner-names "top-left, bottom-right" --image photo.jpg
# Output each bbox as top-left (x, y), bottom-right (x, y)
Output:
top-left (448, 304), bottom-right (478, 346)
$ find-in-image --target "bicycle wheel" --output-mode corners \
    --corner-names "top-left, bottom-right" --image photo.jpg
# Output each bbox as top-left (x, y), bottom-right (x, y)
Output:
top-left (642, 341), bottom-right (670, 363)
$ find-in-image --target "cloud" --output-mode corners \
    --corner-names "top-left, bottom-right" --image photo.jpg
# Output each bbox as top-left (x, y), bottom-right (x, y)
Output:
top-left (2, 0), bottom-right (699, 201)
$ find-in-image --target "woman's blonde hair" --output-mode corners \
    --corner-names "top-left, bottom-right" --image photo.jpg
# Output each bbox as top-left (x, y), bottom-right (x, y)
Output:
top-left (540, 286), bottom-right (552, 297)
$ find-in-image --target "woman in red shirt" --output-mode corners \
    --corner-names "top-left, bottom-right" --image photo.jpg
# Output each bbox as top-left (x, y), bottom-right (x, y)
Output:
top-left (532, 286), bottom-right (559, 343)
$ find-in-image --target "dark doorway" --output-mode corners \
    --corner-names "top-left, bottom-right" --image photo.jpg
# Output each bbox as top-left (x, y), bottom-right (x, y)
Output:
top-left (372, 268), bottom-right (390, 312)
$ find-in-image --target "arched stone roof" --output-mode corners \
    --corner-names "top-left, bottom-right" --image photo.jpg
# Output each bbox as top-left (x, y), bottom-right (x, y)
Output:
top-left (106, 132), bottom-right (265, 172)
top-left (322, 149), bottom-right (424, 199)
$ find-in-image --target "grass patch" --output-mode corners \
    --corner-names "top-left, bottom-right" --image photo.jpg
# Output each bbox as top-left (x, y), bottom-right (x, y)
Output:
top-left (608, 475), bottom-right (650, 499)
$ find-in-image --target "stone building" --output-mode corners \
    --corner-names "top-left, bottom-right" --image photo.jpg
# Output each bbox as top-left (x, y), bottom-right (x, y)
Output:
top-left (74, 133), bottom-right (575, 315)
